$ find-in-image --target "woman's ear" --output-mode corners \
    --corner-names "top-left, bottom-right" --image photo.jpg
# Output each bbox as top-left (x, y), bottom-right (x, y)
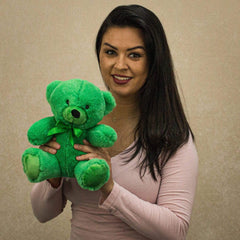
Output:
top-left (46, 80), bottom-right (61, 103)
top-left (102, 91), bottom-right (116, 115)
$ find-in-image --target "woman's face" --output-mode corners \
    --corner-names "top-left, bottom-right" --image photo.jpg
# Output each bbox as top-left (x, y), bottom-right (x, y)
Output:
top-left (99, 27), bottom-right (148, 100)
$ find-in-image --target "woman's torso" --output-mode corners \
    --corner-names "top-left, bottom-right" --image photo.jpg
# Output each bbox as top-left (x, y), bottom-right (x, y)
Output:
top-left (63, 145), bottom-right (161, 240)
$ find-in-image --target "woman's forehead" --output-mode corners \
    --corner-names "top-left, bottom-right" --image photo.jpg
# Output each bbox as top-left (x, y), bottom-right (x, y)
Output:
top-left (101, 27), bottom-right (145, 48)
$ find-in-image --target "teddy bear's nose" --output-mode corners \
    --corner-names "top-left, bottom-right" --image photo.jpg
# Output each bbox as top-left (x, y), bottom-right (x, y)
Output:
top-left (71, 109), bottom-right (80, 118)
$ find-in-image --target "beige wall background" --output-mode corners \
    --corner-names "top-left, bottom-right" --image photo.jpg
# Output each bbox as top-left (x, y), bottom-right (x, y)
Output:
top-left (1, 0), bottom-right (239, 239)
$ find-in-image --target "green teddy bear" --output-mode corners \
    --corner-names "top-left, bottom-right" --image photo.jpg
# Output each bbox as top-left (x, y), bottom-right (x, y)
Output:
top-left (22, 79), bottom-right (117, 191)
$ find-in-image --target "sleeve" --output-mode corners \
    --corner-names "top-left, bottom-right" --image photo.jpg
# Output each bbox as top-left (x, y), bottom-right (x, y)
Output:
top-left (99, 136), bottom-right (198, 240)
top-left (30, 179), bottom-right (67, 223)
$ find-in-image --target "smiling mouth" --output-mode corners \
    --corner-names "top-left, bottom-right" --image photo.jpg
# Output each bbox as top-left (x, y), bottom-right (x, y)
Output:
top-left (112, 75), bottom-right (132, 84)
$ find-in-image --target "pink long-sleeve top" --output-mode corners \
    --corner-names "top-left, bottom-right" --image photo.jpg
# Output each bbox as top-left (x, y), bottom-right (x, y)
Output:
top-left (31, 135), bottom-right (198, 240)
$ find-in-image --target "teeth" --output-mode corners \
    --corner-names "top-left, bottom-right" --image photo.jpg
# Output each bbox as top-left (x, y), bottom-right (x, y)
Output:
top-left (114, 75), bottom-right (131, 81)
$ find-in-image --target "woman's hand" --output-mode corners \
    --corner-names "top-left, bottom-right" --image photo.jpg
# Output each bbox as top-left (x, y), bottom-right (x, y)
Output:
top-left (39, 137), bottom-right (62, 188)
top-left (39, 137), bottom-right (61, 154)
top-left (74, 140), bottom-right (114, 201)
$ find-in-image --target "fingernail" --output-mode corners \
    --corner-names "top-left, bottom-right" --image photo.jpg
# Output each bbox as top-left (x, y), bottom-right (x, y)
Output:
top-left (74, 144), bottom-right (82, 149)
top-left (74, 144), bottom-right (78, 149)
top-left (51, 149), bottom-right (57, 154)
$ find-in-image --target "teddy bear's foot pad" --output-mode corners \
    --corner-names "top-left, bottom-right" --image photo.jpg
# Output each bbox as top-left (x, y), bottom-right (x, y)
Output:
top-left (22, 154), bottom-right (40, 181)
top-left (76, 159), bottom-right (110, 191)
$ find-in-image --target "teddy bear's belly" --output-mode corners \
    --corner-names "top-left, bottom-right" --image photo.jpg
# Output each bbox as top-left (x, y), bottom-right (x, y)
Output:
top-left (55, 133), bottom-right (86, 177)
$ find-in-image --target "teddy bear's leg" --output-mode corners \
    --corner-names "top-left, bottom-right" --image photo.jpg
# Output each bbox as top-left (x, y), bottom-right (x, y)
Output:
top-left (22, 148), bottom-right (61, 183)
top-left (74, 158), bottom-right (110, 191)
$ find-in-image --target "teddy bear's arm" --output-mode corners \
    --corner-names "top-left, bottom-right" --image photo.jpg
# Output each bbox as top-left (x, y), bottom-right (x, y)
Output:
top-left (27, 116), bottom-right (56, 145)
top-left (87, 124), bottom-right (117, 148)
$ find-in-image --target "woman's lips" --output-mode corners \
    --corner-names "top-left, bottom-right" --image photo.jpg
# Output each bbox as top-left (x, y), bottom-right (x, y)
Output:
top-left (112, 75), bottom-right (132, 85)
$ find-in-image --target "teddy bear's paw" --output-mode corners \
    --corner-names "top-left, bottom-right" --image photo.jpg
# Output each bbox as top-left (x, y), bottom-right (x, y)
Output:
top-left (75, 159), bottom-right (110, 191)
top-left (87, 125), bottom-right (117, 148)
top-left (22, 153), bottom-right (40, 182)
top-left (22, 148), bottom-right (61, 183)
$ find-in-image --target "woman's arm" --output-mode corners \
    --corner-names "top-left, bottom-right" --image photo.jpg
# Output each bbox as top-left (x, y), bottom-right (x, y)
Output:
top-left (99, 136), bottom-right (198, 240)
top-left (31, 138), bottom-right (66, 223)
top-left (31, 179), bottom-right (67, 223)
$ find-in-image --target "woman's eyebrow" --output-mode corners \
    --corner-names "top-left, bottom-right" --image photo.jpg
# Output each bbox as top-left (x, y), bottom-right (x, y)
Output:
top-left (103, 42), bottom-right (145, 51)
top-left (127, 46), bottom-right (145, 51)
top-left (103, 43), bottom-right (118, 50)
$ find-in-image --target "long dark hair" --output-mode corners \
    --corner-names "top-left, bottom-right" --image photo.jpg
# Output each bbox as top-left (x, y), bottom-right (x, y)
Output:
top-left (96, 5), bottom-right (194, 180)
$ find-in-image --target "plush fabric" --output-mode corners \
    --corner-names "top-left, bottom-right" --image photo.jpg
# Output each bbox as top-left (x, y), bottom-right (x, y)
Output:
top-left (22, 79), bottom-right (117, 191)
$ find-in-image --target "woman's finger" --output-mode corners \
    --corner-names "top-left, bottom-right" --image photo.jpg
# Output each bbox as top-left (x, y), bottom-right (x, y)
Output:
top-left (76, 153), bottom-right (100, 161)
top-left (45, 139), bottom-right (61, 150)
top-left (74, 143), bottom-right (95, 153)
top-left (39, 145), bottom-right (57, 154)
top-left (82, 139), bottom-right (92, 146)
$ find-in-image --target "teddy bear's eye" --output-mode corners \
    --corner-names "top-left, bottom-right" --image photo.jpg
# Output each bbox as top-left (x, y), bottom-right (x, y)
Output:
top-left (66, 100), bottom-right (70, 105)
top-left (85, 105), bottom-right (89, 109)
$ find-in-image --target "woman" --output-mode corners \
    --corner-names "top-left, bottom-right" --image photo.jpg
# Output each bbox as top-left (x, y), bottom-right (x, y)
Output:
top-left (32, 5), bottom-right (198, 240)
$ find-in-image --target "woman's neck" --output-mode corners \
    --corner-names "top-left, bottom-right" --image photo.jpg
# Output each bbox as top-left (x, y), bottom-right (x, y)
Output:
top-left (101, 94), bottom-right (140, 157)
top-left (107, 94), bottom-right (140, 123)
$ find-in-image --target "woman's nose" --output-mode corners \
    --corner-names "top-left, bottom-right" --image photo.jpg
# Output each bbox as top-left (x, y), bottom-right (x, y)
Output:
top-left (114, 56), bottom-right (128, 70)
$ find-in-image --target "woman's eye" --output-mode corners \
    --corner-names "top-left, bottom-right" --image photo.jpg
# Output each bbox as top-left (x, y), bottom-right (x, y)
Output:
top-left (85, 105), bottom-right (89, 109)
top-left (105, 50), bottom-right (116, 56)
top-left (129, 53), bottom-right (142, 59)
top-left (66, 100), bottom-right (70, 105)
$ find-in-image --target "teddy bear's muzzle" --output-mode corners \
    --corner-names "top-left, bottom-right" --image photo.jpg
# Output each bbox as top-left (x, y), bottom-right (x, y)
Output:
top-left (63, 106), bottom-right (87, 125)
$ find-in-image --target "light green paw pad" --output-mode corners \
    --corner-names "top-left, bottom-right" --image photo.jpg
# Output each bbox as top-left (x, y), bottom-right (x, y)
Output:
top-left (82, 164), bottom-right (108, 187)
top-left (23, 154), bottom-right (40, 181)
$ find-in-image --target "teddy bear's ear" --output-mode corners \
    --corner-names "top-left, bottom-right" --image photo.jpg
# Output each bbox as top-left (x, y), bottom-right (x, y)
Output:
top-left (102, 91), bottom-right (116, 115)
top-left (46, 80), bottom-right (62, 103)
